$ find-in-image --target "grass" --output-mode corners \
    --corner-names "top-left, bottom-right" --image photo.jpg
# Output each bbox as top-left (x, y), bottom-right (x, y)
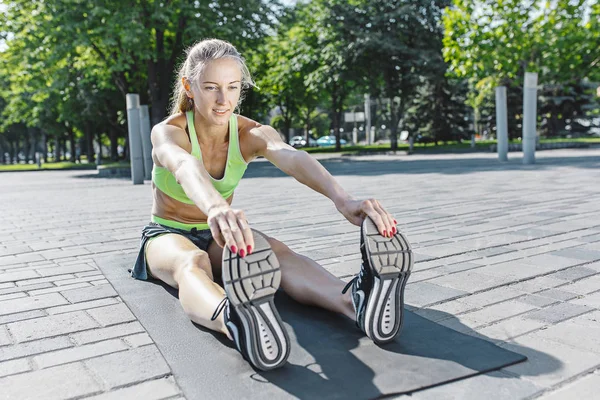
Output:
top-left (2, 137), bottom-right (598, 171)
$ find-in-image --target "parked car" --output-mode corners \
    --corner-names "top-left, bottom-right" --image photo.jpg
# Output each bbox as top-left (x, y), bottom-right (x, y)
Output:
top-left (289, 136), bottom-right (317, 148)
top-left (316, 135), bottom-right (347, 147)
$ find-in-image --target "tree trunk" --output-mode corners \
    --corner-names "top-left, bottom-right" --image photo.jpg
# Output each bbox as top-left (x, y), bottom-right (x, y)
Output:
top-left (68, 127), bottom-right (76, 162)
top-left (85, 122), bottom-right (95, 163)
top-left (54, 136), bottom-right (60, 162)
top-left (109, 127), bottom-right (119, 161)
top-left (42, 132), bottom-right (48, 163)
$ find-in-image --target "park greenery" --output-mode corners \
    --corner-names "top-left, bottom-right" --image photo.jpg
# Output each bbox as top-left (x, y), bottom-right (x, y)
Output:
top-left (0, 0), bottom-right (598, 166)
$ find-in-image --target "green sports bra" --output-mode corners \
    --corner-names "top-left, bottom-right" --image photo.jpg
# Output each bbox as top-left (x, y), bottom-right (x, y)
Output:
top-left (152, 111), bottom-right (248, 204)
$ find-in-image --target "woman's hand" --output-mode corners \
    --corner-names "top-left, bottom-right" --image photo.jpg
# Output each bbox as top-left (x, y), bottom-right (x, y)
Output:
top-left (336, 198), bottom-right (397, 237)
top-left (206, 204), bottom-right (254, 257)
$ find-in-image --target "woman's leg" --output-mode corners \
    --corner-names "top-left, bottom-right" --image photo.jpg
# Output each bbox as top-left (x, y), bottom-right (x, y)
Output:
top-left (145, 234), bottom-right (230, 338)
top-left (207, 233), bottom-right (356, 321)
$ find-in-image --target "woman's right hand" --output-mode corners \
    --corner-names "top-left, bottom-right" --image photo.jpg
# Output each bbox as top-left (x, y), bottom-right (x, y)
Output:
top-left (206, 204), bottom-right (254, 257)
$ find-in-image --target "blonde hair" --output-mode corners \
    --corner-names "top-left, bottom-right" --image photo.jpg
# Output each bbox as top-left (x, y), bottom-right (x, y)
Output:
top-left (170, 38), bottom-right (256, 116)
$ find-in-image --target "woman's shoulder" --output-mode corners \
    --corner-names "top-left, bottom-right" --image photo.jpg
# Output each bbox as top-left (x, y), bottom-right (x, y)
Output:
top-left (163, 112), bottom-right (188, 131)
top-left (236, 114), bottom-right (262, 134)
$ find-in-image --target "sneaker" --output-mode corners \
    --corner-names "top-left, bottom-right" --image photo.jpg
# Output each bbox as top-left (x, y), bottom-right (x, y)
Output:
top-left (217, 230), bottom-right (290, 371)
top-left (342, 217), bottom-right (413, 344)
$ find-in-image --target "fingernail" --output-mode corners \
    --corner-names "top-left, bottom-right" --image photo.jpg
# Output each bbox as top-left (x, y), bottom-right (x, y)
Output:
top-left (239, 249), bottom-right (246, 258)
top-left (392, 227), bottom-right (397, 235)
top-left (383, 230), bottom-right (387, 237)
top-left (247, 245), bottom-right (252, 254)
top-left (231, 245), bottom-right (237, 254)
top-left (394, 219), bottom-right (397, 224)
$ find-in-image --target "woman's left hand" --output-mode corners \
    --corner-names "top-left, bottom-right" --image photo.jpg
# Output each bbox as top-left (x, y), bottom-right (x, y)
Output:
top-left (336, 198), bottom-right (397, 237)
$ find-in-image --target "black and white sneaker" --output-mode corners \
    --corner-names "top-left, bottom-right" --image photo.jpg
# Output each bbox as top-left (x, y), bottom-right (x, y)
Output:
top-left (217, 230), bottom-right (290, 371)
top-left (342, 217), bottom-right (413, 344)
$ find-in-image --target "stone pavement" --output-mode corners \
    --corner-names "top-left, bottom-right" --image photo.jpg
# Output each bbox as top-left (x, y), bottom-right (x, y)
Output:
top-left (0, 148), bottom-right (599, 400)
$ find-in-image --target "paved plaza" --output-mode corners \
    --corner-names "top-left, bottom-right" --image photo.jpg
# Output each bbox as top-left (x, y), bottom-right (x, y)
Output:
top-left (1, 148), bottom-right (599, 399)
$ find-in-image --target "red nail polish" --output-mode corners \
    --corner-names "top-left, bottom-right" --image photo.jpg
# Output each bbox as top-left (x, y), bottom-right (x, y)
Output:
top-left (239, 249), bottom-right (246, 258)
top-left (231, 245), bottom-right (237, 254)
top-left (383, 230), bottom-right (387, 237)
top-left (392, 227), bottom-right (397, 235)
top-left (394, 219), bottom-right (397, 224)
top-left (247, 245), bottom-right (252, 254)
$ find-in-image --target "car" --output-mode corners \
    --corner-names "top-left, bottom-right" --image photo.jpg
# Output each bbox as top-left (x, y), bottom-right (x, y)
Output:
top-left (316, 136), bottom-right (347, 147)
top-left (289, 136), bottom-right (317, 148)
top-left (289, 136), bottom-right (307, 148)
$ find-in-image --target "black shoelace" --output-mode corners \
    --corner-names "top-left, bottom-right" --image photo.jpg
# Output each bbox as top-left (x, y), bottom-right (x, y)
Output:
top-left (342, 265), bottom-right (366, 294)
top-left (210, 297), bottom-right (228, 321)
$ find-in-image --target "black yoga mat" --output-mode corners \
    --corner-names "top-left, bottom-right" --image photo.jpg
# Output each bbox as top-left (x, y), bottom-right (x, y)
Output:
top-left (94, 254), bottom-right (526, 400)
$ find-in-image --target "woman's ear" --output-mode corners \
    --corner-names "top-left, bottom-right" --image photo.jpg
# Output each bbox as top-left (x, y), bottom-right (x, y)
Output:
top-left (182, 77), bottom-right (191, 93)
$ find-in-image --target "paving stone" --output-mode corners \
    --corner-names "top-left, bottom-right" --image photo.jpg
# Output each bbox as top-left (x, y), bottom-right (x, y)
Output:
top-left (0, 253), bottom-right (45, 267)
top-left (33, 338), bottom-right (128, 369)
top-left (0, 270), bottom-right (39, 284)
top-left (0, 361), bottom-right (101, 400)
top-left (0, 358), bottom-right (31, 378)
top-left (458, 287), bottom-right (525, 308)
top-left (0, 293), bottom-right (68, 316)
top-left (84, 345), bottom-right (171, 389)
top-left (83, 377), bottom-right (180, 400)
top-left (520, 253), bottom-right (584, 269)
top-left (7, 310), bottom-right (99, 342)
top-left (459, 300), bottom-right (537, 327)
top-left (476, 262), bottom-right (555, 280)
top-left (533, 319), bottom-right (600, 355)
top-left (54, 274), bottom-right (105, 286)
top-left (548, 267), bottom-right (598, 281)
top-left (515, 294), bottom-right (560, 308)
top-left (500, 334), bottom-right (600, 387)
top-left (404, 281), bottom-right (468, 307)
top-left (559, 274), bottom-right (600, 295)
top-left (0, 292), bottom-right (28, 302)
top-left (37, 264), bottom-right (97, 277)
top-left (524, 302), bottom-right (593, 324)
top-left (1, 282), bottom-right (54, 296)
top-left (0, 310), bottom-right (47, 325)
top-left (0, 282), bottom-right (15, 290)
top-left (476, 316), bottom-right (547, 341)
top-left (122, 333), bottom-right (154, 348)
top-left (46, 297), bottom-right (119, 315)
top-left (16, 274), bottom-right (76, 286)
top-left (60, 283), bottom-right (117, 303)
top-left (551, 248), bottom-right (600, 261)
top-left (427, 270), bottom-right (511, 293)
top-left (71, 321), bottom-right (145, 345)
top-left (508, 276), bottom-right (568, 293)
top-left (0, 336), bottom-right (73, 361)
top-left (538, 372), bottom-right (600, 400)
top-left (86, 303), bottom-right (136, 327)
top-left (27, 282), bottom-right (91, 296)
top-left (0, 325), bottom-right (12, 346)
top-left (571, 291), bottom-right (600, 309)
top-left (535, 288), bottom-right (579, 301)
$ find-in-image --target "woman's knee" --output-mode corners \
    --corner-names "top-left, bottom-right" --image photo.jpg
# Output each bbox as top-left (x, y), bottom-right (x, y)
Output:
top-left (174, 251), bottom-right (214, 283)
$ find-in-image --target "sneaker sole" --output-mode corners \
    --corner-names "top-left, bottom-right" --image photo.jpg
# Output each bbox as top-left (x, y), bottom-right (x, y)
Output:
top-left (362, 217), bottom-right (413, 345)
top-left (222, 230), bottom-right (290, 371)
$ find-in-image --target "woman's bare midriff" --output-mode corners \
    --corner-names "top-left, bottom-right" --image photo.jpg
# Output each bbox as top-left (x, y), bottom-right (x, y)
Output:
top-left (151, 182), bottom-right (233, 226)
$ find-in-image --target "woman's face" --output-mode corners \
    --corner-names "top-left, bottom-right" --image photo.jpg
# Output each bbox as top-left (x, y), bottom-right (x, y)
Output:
top-left (185, 58), bottom-right (242, 126)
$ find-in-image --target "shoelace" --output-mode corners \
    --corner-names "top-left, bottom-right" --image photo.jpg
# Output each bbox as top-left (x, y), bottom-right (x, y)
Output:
top-left (210, 297), bottom-right (228, 321)
top-left (342, 265), bottom-right (365, 294)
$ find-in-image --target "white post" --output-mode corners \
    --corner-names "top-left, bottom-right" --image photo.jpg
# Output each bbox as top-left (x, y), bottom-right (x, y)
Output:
top-left (364, 94), bottom-right (371, 145)
top-left (495, 86), bottom-right (508, 162)
top-left (352, 127), bottom-right (357, 145)
top-left (126, 94), bottom-right (144, 184)
top-left (522, 72), bottom-right (538, 164)
top-left (139, 105), bottom-right (153, 180)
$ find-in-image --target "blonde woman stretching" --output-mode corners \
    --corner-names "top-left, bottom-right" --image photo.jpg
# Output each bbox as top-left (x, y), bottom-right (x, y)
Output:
top-left (131, 39), bottom-right (413, 371)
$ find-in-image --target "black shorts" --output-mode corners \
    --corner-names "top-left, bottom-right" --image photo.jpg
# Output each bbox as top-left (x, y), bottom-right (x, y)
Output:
top-left (131, 222), bottom-right (214, 280)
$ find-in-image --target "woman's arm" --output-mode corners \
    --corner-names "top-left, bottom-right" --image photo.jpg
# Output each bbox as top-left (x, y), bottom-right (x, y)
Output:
top-left (250, 125), bottom-right (396, 236)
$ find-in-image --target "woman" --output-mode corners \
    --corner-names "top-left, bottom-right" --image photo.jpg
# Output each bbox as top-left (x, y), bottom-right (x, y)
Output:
top-left (131, 39), bottom-right (413, 371)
